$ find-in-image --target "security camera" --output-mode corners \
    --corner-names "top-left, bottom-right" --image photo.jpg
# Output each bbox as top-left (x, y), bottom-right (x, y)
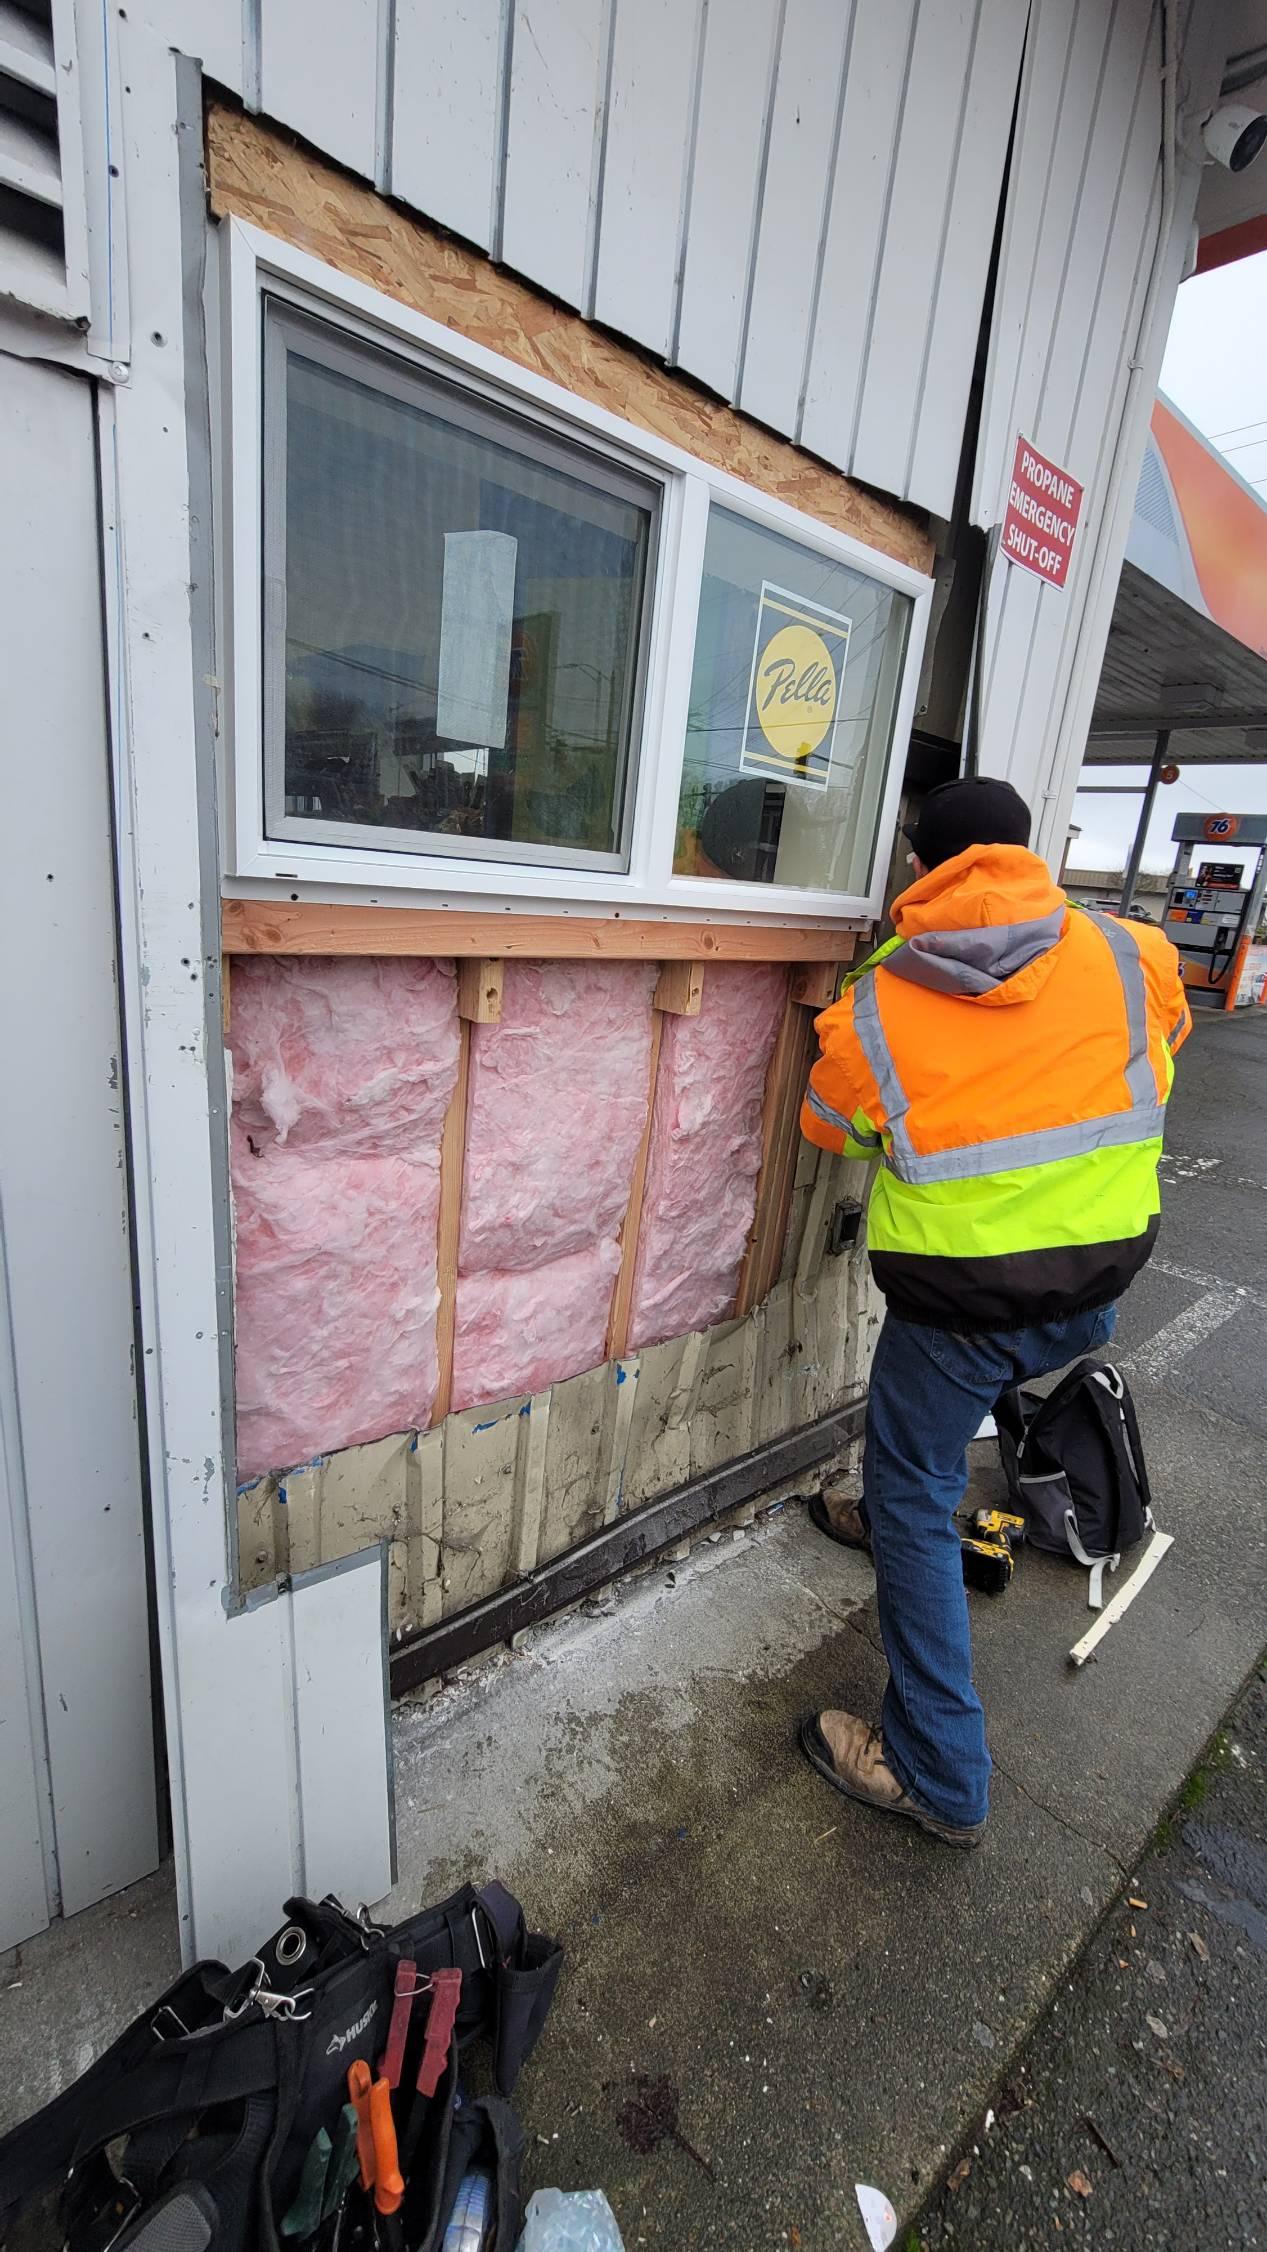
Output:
top-left (1200, 103), bottom-right (1267, 173)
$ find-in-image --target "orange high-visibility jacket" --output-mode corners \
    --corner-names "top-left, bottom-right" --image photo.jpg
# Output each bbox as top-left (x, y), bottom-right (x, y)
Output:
top-left (801, 845), bottom-right (1191, 1331)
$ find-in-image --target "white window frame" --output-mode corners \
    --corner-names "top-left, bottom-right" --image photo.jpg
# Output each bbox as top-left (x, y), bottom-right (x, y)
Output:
top-left (220, 219), bottom-right (934, 926)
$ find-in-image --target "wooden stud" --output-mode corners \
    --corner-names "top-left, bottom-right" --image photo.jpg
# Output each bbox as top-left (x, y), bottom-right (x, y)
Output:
top-left (432, 1021), bottom-right (472, 1426)
top-left (788, 960), bottom-right (841, 1009)
top-left (222, 898), bottom-right (862, 963)
top-left (456, 957), bottom-right (504, 1022)
top-left (605, 1010), bottom-right (665, 1362)
top-left (653, 959), bottom-right (706, 1016)
top-left (732, 997), bottom-right (820, 1320)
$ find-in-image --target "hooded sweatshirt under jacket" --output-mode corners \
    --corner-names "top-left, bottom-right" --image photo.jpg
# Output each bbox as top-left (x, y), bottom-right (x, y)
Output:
top-left (801, 844), bottom-right (1191, 1332)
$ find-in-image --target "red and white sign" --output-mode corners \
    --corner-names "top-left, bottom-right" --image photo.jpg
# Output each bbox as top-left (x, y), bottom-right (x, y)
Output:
top-left (1001, 435), bottom-right (1083, 588)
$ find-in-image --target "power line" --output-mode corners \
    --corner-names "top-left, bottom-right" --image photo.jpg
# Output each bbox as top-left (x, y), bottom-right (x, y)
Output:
top-left (1209, 416), bottom-right (1267, 443)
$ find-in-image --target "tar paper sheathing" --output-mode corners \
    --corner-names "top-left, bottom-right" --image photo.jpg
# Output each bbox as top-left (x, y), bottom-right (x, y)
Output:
top-left (627, 962), bottom-right (788, 1352)
top-left (452, 960), bottom-right (657, 1408)
top-left (229, 958), bottom-right (460, 1478)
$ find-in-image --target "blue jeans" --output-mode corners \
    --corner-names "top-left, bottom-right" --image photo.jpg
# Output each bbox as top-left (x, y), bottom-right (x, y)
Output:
top-left (862, 1303), bottom-right (1117, 1829)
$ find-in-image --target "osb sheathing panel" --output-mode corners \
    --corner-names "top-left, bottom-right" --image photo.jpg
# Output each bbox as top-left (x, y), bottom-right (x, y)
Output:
top-left (236, 1148), bottom-right (884, 1653)
top-left (205, 107), bottom-right (933, 578)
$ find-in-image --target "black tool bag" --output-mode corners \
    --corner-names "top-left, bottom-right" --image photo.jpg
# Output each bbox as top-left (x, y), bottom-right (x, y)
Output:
top-left (0, 1883), bottom-right (561, 2252)
top-left (995, 1357), bottom-right (1154, 1610)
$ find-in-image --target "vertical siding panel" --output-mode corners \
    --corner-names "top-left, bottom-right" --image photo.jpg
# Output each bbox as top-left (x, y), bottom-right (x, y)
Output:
top-left (391, 0), bottom-right (508, 251)
top-left (501, 0), bottom-right (610, 311)
top-left (798, 1), bottom-right (914, 472)
top-left (972, 0), bottom-right (1079, 525)
top-left (675, 0), bottom-right (782, 402)
top-left (905, 0), bottom-right (1030, 517)
top-left (592, 0), bottom-right (702, 358)
top-left (850, 2), bottom-right (981, 506)
top-left (738, 0), bottom-right (853, 439)
top-left (1038, 0), bottom-right (1156, 463)
top-left (992, 0), bottom-right (1116, 487)
top-left (999, 5), bottom-right (1161, 801)
top-left (259, 0), bottom-right (380, 179)
top-left (165, 3), bottom-right (248, 91)
top-left (978, 558), bottom-right (1042, 780)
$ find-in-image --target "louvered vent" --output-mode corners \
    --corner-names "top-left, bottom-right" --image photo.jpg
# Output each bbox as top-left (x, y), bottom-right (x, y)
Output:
top-left (0, 0), bottom-right (88, 322)
top-left (1133, 439), bottom-right (1180, 548)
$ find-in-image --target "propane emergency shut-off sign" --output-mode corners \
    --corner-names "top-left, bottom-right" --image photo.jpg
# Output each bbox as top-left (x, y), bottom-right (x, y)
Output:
top-left (1002, 435), bottom-right (1084, 588)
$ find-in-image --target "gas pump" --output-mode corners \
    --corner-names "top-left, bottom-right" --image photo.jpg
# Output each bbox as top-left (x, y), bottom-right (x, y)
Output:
top-left (1163, 813), bottom-right (1267, 1011)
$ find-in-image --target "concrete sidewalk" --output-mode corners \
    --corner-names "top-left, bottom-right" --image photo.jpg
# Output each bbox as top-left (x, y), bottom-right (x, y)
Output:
top-left (3, 1007), bottom-right (1265, 2252)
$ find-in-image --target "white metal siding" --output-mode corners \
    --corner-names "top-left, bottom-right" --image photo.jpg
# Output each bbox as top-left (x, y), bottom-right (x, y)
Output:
top-left (390, 0), bottom-right (507, 251)
top-left (591, 0), bottom-right (702, 358)
top-left (737, 0), bottom-right (855, 440)
top-left (500, 0), bottom-right (610, 312)
top-left (158, 0), bottom-right (1029, 519)
top-left (0, 354), bottom-right (158, 1944)
top-left (971, 0), bottom-right (1225, 855)
top-left (259, 0), bottom-right (381, 180)
top-left (673, 0), bottom-right (782, 402)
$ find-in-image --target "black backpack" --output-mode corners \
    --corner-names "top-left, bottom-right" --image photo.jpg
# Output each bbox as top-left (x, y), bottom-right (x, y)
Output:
top-left (996, 1358), bottom-right (1154, 1609)
top-left (0, 1883), bottom-right (562, 2252)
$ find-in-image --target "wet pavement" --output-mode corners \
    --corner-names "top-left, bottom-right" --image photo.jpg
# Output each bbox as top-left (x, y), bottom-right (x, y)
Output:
top-left (914, 1662), bottom-right (1267, 2252)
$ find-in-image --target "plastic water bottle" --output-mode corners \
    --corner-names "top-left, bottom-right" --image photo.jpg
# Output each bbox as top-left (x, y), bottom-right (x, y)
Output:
top-left (516, 2188), bottom-right (625, 2251)
top-left (441, 2170), bottom-right (492, 2252)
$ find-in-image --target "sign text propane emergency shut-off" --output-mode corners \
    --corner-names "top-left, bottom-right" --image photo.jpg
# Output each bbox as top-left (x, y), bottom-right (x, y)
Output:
top-left (1002, 434), bottom-right (1084, 588)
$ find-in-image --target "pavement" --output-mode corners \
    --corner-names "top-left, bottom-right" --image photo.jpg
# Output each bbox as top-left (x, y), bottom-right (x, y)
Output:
top-left (913, 1660), bottom-right (1267, 2251)
top-left (2, 1002), bottom-right (1265, 2252)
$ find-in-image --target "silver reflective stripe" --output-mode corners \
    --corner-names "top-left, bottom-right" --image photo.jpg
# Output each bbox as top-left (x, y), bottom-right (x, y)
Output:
top-left (1167, 1010), bottom-right (1187, 1049)
top-left (805, 1084), bottom-right (854, 1137)
top-left (854, 913), bottom-right (1166, 1188)
top-left (1084, 912), bottom-right (1155, 1107)
top-left (851, 974), bottom-right (917, 1170)
top-left (897, 1102), bottom-right (1167, 1184)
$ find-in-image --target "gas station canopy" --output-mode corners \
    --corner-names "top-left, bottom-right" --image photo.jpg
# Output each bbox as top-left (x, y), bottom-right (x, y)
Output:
top-left (1087, 394), bottom-right (1267, 768)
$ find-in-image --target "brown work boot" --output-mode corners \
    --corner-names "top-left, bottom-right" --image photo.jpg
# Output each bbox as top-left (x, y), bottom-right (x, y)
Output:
top-left (799, 1709), bottom-right (984, 1849)
top-left (808, 1478), bottom-right (871, 1552)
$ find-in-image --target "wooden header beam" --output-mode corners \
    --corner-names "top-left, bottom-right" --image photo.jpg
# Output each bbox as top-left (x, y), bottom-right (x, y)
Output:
top-left (222, 899), bottom-right (863, 963)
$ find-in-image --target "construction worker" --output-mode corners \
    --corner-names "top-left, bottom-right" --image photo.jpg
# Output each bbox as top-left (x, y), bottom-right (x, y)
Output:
top-left (798, 777), bottom-right (1190, 1847)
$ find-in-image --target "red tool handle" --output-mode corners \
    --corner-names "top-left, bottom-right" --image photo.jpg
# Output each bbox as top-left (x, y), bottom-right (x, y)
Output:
top-left (416, 1968), bottom-right (462, 2099)
top-left (379, 1959), bottom-right (419, 2090)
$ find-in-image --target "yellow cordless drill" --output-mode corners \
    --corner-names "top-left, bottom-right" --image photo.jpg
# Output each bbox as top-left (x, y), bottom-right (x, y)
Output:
top-left (959, 1507), bottom-right (1026, 1596)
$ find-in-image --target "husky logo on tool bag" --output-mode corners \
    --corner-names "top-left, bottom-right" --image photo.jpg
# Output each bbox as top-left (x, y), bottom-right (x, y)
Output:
top-left (326, 1999), bottom-right (378, 2056)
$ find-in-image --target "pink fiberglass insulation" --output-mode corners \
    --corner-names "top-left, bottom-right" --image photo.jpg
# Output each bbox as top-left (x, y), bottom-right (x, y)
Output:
top-left (452, 1240), bottom-right (623, 1409)
top-left (229, 958), bottom-right (460, 1476)
top-left (451, 961), bottom-right (656, 1409)
top-left (627, 962), bottom-right (788, 1353)
top-left (459, 961), bottom-right (657, 1272)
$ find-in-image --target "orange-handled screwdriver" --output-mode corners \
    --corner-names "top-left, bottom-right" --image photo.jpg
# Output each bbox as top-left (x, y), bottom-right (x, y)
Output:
top-left (346, 2060), bottom-right (375, 2192)
top-left (369, 2078), bottom-right (404, 2217)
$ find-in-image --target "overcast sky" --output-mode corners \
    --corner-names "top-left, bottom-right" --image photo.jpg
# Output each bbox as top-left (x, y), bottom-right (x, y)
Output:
top-left (1068, 248), bottom-right (1267, 873)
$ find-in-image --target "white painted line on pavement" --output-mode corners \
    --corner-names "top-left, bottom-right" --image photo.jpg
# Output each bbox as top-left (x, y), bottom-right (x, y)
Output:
top-left (1151, 1257), bottom-right (1267, 1312)
top-left (1123, 1288), bottom-right (1245, 1383)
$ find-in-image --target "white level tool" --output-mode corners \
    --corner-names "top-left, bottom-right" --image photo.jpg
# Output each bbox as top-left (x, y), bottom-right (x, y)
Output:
top-left (1068, 1530), bottom-right (1175, 1668)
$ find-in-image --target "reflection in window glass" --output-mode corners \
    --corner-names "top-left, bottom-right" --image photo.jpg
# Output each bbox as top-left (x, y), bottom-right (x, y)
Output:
top-left (675, 509), bottom-right (912, 897)
top-left (266, 312), bottom-right (656, 866)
